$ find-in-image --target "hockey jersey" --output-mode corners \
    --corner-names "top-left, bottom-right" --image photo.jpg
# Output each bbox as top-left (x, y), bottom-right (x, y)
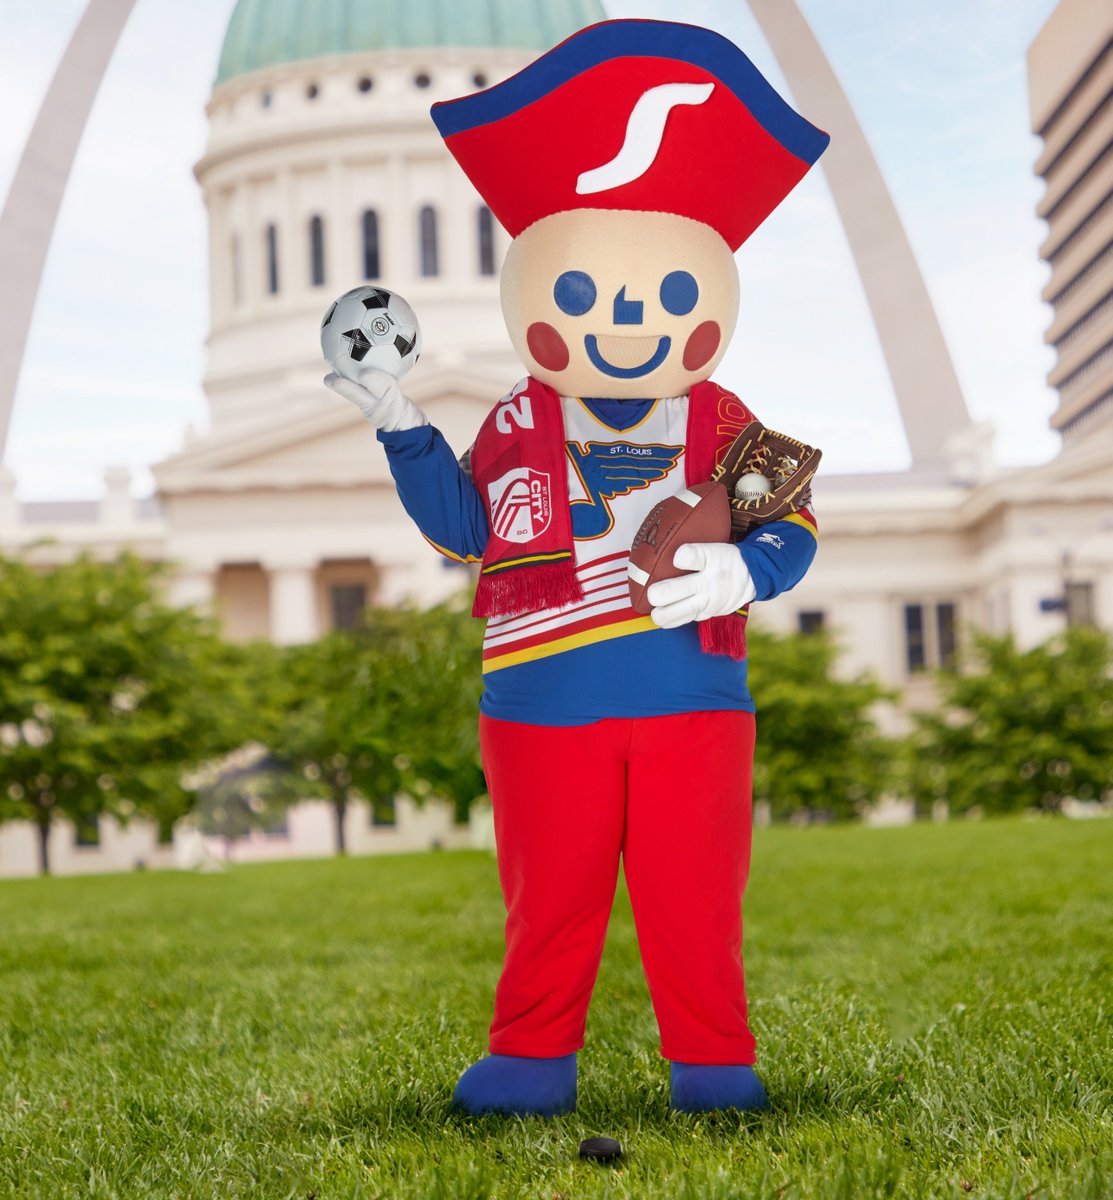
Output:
top-left (379, 393), bottom-right (817, 726)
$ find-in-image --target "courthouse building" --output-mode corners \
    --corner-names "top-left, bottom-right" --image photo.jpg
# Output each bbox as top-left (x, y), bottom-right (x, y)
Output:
top-left (0, 0), bottom-right (1111, 872)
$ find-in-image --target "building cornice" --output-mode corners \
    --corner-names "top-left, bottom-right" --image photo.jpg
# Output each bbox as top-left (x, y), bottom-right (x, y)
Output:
top-left (152, 366), bottom-right (501, 494)
top-left (194, 117), bottom-right (441, 180)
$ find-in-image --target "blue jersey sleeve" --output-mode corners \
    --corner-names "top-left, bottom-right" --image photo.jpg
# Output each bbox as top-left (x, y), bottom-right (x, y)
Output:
top-left (738, 510), bottom-right (818, 601)
top-left (377, 425), bottom-right (489, 563)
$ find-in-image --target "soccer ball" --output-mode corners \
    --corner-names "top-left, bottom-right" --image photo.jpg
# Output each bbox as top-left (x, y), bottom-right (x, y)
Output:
top-left (320, 286), bottom-right (422, 382)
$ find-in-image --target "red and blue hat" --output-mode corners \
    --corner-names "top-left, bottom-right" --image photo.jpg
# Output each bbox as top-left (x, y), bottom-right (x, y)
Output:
top-left (431, 19), bottom-right (829, 251)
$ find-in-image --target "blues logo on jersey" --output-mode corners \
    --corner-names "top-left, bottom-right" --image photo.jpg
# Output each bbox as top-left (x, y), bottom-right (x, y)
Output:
top-left (566, 440), bottom-right (684, 539)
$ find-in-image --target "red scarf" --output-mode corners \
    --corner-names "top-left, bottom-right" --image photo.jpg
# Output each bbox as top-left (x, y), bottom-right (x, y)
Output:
top-left (469, 377), bottom-right (757, 658)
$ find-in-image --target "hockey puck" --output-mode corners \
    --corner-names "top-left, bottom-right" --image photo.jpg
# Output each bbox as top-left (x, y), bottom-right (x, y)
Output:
top-left (579, 1136), bottom-right (622, 1163)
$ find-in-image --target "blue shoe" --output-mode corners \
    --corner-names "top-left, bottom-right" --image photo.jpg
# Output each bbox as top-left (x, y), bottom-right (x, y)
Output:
top-left (451, 1052), bottom-right (577, 1116)
top-left (670, 1062), bottom-right (769, 1113)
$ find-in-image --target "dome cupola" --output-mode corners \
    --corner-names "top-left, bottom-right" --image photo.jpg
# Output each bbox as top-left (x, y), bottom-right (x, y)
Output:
top-left (215, 0), bottom-right (607, 84)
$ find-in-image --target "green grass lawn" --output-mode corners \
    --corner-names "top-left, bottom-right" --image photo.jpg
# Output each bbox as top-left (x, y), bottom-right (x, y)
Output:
top-left (1, 817), bottom-right (1111, 1199)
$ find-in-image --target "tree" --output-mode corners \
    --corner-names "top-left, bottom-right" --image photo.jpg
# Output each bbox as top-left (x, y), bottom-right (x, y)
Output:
top-left (0, 550), bottom-right (253, 873)
top-left (745, 625), bottom-right (895, 820)
top-left (259, 629), bottom-right (402, 854)
top-left (905, 628), bottom-right (1113, 814)
top-left (259, 594), bottom-right (485, 853)
top-left (383, 594), bottom-right (486, 823)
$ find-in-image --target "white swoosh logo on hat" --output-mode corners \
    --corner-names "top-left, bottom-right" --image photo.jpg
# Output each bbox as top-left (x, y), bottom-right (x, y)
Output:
top-left (575, 82), bottom-right (715, 196)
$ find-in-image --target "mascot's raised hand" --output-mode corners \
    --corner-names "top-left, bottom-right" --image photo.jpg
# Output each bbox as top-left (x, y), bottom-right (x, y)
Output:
top-left (321, 284), bottom-right (428, 431)
top-left (324, 368), bottom-right (429, 433)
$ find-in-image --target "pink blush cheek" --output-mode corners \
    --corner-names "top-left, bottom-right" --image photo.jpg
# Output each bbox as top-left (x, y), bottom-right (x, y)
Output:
top-left (526, 322), bottom-right (570, 372)
top-left (682, 321), bottom-right (722, 371)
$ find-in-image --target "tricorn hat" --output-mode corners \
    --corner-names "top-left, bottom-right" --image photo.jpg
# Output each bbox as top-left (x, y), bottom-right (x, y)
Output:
top-left (431, 19), bottom-right (830, 251)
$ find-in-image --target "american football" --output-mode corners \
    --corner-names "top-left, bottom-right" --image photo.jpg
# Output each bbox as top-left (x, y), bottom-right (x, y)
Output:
top-left (627, 481), bottom-right (732, 614)
top-left (320, 285), bottom-right (422, 382)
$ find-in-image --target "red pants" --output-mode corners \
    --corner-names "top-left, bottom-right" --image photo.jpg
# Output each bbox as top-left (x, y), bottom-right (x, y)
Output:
top-left (480, 709), bottom-right (757, 1064)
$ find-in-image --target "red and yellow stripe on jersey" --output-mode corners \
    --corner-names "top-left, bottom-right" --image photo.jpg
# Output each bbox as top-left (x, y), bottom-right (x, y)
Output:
top-left (481, 551), bottom-right (656, 672)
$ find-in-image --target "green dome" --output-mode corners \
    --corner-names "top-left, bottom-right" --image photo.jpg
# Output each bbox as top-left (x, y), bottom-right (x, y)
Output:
top-left (215, 0), bottom-right (608, 85)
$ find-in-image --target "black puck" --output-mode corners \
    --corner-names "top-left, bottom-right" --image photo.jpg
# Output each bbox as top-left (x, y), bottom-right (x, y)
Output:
top-left (579, 1136), bottom-right (622, 1163)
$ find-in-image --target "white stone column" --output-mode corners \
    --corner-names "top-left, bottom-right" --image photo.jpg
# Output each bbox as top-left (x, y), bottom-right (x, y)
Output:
top-left (374, 561), bottom-right (419, 608)
top-left (327, 156), bottom-right (347, 288)
top-left (269, 564), bottom-right (319, 644)
top-left (279, 166), bottom-right (297, 300)
top-left (0, 465), bottom-right (19, 529)
top-left (208, 187), bottom-right (229, 326)
top-left (387, 152), bottom-right (407, 287)
top-left (244, 177), bottom-right (260, 315)
top-left (99, 465), bottom-right (134, 526)
top-left (1098, 564), bottom-right (1113, 633)
top-left (168, 567), bottom-right (217, 613)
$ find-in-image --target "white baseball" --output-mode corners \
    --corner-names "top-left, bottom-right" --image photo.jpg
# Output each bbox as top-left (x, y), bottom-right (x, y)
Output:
top-left (734, 473), bottom-right (772, 501)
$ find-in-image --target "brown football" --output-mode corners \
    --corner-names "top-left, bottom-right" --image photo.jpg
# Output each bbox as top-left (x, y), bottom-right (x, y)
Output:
top-left (627, 481), bottom-right (732, 615)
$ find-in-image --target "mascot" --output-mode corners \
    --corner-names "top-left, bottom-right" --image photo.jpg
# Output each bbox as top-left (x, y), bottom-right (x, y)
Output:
top-left (324, 19), bottom-right (828, 1116)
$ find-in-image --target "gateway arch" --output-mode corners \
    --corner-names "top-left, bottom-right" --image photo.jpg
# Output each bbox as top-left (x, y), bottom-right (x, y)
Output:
top-left (0, 0), bottom-right (141, 467)
top-left (0, 0), bottom-right (971, 472)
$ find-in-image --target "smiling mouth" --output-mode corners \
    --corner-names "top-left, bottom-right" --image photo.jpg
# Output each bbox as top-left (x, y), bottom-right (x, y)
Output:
top-left (584, 333), bottom-right (672, 379)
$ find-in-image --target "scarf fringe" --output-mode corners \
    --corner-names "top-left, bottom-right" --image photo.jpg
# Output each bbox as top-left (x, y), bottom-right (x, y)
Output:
top-left (699, 615), bottom-right (748, 660)
top-left (472, 560), bottom-right (584, 619)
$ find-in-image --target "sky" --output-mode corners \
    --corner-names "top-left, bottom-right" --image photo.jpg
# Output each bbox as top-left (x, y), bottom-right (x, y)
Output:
top-left (1, 0), bottom-right (1060, 501)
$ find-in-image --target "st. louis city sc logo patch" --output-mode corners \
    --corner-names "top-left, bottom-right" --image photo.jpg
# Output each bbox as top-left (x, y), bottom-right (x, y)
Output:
top-left (488, 468), bottom-right (553, 544)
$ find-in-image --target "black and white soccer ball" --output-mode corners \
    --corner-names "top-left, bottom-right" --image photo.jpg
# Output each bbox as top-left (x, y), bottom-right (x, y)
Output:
top-left (320, 286), bottom-right (422, 382)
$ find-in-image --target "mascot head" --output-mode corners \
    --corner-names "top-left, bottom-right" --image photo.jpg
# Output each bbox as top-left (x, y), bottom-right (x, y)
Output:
top-left (432, 20), bottom-right (829, 400)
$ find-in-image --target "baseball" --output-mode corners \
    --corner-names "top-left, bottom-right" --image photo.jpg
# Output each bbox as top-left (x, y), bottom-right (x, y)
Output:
top-left (734, 472), bottom-right (772, 501)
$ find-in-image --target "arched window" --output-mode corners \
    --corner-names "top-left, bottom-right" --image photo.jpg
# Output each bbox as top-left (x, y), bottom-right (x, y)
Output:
top-left (419, 205), bottom-right (438, 277)
top-left (265, 223), bottom-right (279, 294)
top-left (309, 214), bottom-right (325, 286)
top-left (362, 209), bottom-right (380, 279)
top-left (230, 233), bottom-right (242, 305)
top-left (477, 205), bottom-right (496, 276)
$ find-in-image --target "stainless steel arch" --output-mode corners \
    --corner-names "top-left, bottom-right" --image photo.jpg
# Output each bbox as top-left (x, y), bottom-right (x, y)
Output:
top-left (0, 0), bottom-right (140, 464)
top-left (746, 0), bottom-right (972, 469)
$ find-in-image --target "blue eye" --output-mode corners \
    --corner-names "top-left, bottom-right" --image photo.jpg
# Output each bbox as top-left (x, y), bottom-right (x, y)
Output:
top-left (554, 270), bottom-right (596, 316)
top-left (660, 270), bottom-right (699, 316)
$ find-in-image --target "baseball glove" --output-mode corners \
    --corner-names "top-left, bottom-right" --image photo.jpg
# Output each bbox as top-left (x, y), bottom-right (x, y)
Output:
top-left (709, 421), bottom-right (822, 537)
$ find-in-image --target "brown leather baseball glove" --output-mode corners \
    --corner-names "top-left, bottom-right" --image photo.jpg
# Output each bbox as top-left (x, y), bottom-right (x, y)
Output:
top-left (709, 421), bottom-right (822, 537)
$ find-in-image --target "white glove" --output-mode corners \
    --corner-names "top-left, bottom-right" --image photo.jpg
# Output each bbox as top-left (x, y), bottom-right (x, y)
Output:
top-left (647, 542), bottom-right (757, 629)
top-left (323, 367), bottom-right (429, 433)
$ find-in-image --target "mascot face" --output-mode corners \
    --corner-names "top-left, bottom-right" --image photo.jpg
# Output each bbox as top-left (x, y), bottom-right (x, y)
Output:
top-left (500, 209), bottom-right (739, 400)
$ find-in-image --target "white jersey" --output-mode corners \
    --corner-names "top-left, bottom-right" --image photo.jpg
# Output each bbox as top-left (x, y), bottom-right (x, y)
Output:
top-left (482, 396), bottom-right (689, 673)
